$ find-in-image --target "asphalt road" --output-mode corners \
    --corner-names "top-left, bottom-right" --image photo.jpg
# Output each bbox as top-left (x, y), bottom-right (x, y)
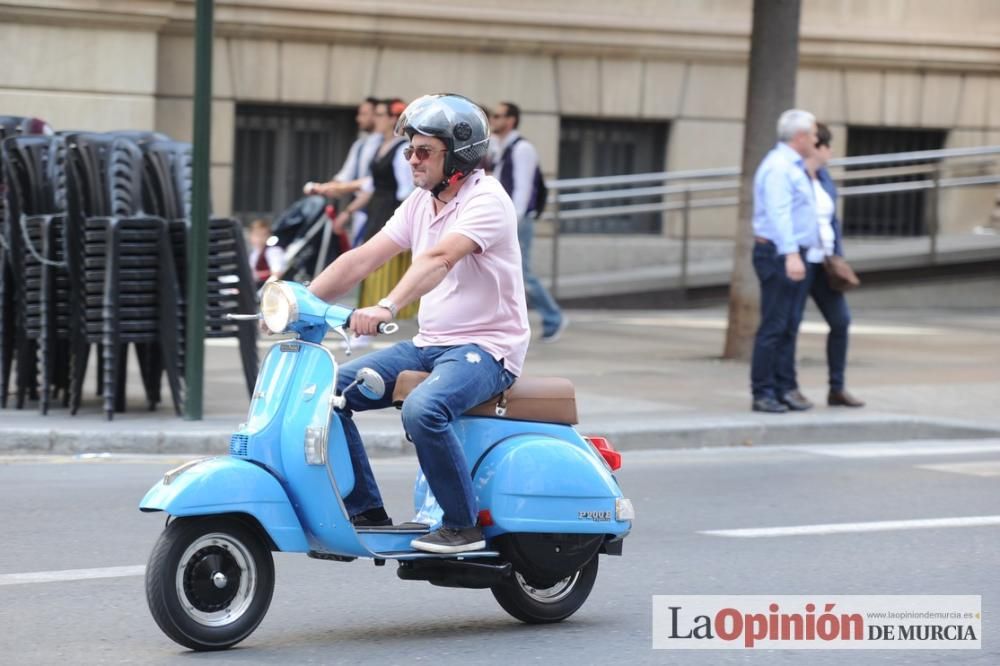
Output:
top-left (2, 440), bottom-right (998, 665)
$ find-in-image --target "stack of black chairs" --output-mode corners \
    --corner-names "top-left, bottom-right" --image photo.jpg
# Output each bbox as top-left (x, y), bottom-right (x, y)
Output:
top-left (1, 133), bottom-right (72, 414)
top-left (0, 116), bottom-right (36, 408)
top-left (63, 132), bottom-right (184, 419)
top-left (200, 216), bottom-right (259, 395)
top-left (130, 136), bottom-right (259, 399)
top-left (0, 120), bottom-right (259, 420)
top-left (1, 115), bottom-right (59, 410)
top-left (0, 118), bottom-right (23, 408)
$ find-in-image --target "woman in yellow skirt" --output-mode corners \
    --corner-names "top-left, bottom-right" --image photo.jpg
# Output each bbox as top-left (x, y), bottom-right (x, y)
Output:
top-left (323, 98), bottom-right (418, 320)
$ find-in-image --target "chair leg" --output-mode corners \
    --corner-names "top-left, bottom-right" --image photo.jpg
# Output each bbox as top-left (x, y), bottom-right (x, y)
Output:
top-left (141, 342), bottom-right (163, 410)
top-left (159, 339), bottom-right (184, 418)
top-left (56, 341), bottom-right (71, 407)
top-left (0, 261), bottom-right (13, 409)
top-left (102, 225), bottom-right (122, 421)
top-left (15, 336), bottom-right (36, 409)
top-left (155, 219), bottom-right (184, 417)
top-left (38, 222), bottom-right (52, 416)
top-left (114, 344), bottom-right (128, 414)
top-left (96, 343), bottom-right (104, 397)
top-left (39, 339), bottom-right (50, 416)
top-left (69, 340), bottom-right (89, 415)
top-left (102, 341), bottom-right (121, 421)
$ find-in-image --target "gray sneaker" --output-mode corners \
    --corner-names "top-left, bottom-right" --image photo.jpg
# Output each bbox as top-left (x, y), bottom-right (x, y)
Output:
top-left (541, 316), bottom-right (568, 344)
top-left (410, 527), bottom-right (485, 554)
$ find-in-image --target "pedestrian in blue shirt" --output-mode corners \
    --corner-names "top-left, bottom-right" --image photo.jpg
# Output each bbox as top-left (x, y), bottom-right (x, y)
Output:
top-left (750, 109), bottom-right (820, 413)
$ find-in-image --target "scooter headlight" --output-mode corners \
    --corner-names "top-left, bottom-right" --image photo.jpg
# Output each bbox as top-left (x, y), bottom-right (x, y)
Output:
top-left (260, 281), bottom-right (298, 333)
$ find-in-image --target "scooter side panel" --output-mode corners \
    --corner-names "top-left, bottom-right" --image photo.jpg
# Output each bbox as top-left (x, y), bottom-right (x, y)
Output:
top-left (138, 457), bottom-right (310, 552)
top-left (410, 417), bottom-right (591, 526)
top-left (473, 436), bottom-right (631, 537)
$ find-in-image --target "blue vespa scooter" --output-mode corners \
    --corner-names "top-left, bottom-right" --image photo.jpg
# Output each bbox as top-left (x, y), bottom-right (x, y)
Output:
top-left (140, 281), bottom-right (633, 651)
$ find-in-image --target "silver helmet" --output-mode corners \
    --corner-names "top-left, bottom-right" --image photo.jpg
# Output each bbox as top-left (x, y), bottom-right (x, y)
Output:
top-left (394, 93), bottom-right (490, 185)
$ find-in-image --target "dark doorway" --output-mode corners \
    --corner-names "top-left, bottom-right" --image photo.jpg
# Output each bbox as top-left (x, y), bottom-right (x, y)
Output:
top-left (232, 104), bottom-right (357, 223)
top-left (557, 118), bottom-right (669, 233)
top-left (843, 126), bottom-right (947, 237)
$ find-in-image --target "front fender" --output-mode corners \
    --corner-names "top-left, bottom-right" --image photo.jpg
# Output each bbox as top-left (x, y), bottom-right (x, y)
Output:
top-left (139, 456), bottom-right (309, 552)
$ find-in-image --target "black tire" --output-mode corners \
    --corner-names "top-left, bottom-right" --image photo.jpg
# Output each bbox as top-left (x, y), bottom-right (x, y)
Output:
top-left (491, 555), bottom-right (599, 624)
top-left (145, 517), bottom-right (275, 651)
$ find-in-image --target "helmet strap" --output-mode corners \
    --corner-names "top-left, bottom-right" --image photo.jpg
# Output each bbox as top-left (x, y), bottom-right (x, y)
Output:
top-left (432, 171), bottom-right (464, 201)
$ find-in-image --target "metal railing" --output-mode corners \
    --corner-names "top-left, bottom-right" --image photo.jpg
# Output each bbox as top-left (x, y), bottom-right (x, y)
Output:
top-left (540, 144), bottom-right (1000, 296)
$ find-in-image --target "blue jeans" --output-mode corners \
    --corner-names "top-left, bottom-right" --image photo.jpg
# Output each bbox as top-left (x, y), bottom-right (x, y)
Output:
top-left (518, 215), bottom-right (563, 336)
top-left (805, 261), bottom-right (851, 391)
top-left (337, 341), bottom-right (516, 529)
top-left (750, 242), bottom-right (810, 399)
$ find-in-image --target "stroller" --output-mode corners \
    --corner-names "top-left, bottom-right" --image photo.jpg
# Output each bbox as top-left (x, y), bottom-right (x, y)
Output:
top-left (268, 195), bottom-right (350, 284)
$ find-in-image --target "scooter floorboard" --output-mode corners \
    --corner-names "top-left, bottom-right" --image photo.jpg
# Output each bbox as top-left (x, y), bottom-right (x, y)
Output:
top-left (353, 522), bottom-right (431, 534)
top-left (376, 550), bottom-right (501, 561)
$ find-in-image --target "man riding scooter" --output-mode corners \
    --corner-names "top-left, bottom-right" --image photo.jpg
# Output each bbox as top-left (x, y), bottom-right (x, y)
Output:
top-left (303, 93), bottom-right (530, 554)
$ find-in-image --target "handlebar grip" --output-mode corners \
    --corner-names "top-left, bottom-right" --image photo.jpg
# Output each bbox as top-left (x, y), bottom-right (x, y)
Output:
top-left (345, 311), bottom-right (398, 336)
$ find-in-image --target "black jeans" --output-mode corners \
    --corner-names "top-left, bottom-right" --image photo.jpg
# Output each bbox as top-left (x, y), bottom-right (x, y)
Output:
top-left (750, 241), bottom-right (809, 400)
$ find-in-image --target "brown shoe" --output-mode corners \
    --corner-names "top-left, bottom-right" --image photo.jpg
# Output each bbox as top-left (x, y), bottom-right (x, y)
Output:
top-left (779, 389), bottom-right (814, 411)
top-left (828, 389), bottom-right (865, 408)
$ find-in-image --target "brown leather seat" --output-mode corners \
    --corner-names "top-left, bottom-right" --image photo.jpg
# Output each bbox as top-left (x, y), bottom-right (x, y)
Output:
top-left (392, 370), bottom-right (578, 425)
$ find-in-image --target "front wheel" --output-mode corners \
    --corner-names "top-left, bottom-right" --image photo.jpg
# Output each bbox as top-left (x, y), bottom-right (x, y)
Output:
top-left (491, 556), bottom-right (598, 624)
top-left (145, 517), bottom-right (275, 651)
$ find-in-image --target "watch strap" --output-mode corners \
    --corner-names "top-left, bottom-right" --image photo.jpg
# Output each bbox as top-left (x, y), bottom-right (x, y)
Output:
top-left (376, 298), bottom-right (398, 319)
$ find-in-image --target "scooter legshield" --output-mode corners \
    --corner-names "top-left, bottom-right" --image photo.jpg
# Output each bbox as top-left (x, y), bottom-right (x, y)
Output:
top-left (139, 456), bottom-right (309, 552)
top-left (473, 434), bottom-right (631, 537)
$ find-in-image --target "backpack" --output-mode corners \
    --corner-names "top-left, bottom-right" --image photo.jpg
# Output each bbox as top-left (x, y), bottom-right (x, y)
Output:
top-left (500, 137), bottom-right (549, 217)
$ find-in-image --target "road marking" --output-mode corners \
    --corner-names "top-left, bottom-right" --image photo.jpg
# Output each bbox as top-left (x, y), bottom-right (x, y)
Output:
top-left (0, 565), bottom-right (146, 586)
top-left (701, 515), bottom-right (1000, 538)
top-left (790, 440), bottom-right (1000, 459)
top-left (917, 461), bottom-right (1000, 477)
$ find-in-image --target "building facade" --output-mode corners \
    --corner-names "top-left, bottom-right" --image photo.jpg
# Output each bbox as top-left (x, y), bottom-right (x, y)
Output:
top-left (1, 0), bottom-right (998, 235)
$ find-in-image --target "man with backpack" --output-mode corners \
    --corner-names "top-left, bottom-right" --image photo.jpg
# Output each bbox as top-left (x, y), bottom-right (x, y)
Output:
top-left (490, 102), bottom-right (567, 343)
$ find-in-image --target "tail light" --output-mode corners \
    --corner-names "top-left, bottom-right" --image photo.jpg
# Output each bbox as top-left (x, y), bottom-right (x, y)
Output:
top-left (584, 435), bottom-right (621, 471)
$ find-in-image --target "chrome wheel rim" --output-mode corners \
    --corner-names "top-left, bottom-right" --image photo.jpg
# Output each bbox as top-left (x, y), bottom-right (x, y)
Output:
top-left (175, 532), bottom-right (257, 627)
top-left (514, 570), bottom-right (580, 603)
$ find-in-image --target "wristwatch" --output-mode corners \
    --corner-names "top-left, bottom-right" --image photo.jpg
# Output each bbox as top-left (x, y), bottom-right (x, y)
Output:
top-left (376, 298), bottom-right (399, 319)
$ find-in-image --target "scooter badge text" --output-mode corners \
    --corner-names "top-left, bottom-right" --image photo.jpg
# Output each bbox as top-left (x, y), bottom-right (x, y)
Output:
top-left (578, 510), bottom-right (612, 521)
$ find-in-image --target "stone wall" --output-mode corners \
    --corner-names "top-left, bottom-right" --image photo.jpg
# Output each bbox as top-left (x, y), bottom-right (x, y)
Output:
top-left (0, 0), bottom-right (997, 226)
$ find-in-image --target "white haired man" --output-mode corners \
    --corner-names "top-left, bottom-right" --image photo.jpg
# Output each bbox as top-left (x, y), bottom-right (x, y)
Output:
top-left (749, 109), bottom-right (820, 413)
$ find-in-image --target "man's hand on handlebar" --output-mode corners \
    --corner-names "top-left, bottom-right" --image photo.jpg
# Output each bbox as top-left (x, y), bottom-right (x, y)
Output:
top-left (350, 306), bottom-right (394, 337)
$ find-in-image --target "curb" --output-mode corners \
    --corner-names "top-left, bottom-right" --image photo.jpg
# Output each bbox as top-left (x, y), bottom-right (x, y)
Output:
top-left (2, 415), bottom-right (998, 457)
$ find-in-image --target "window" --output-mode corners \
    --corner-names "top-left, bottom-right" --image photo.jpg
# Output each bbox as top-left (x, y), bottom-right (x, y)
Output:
top-left (557, 118), bottom-right (669, 233)
top-left (843, 126), bottom-right (947, 237)
top-left (232, 104), bottom-right (357, 222)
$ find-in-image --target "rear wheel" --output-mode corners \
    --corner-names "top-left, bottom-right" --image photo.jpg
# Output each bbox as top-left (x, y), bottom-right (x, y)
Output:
top-left (145, 517), bottom-right (274, 651)
top-left (491, 555), bottom-right (598, 623)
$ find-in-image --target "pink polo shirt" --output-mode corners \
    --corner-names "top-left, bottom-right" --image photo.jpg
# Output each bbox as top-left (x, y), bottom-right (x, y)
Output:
top-left (382, 169), bottom-right (531, 376)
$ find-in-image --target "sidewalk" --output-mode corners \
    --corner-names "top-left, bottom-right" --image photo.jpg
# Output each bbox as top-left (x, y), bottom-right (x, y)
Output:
top-left (2, 305), bottom-right (998, 456)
